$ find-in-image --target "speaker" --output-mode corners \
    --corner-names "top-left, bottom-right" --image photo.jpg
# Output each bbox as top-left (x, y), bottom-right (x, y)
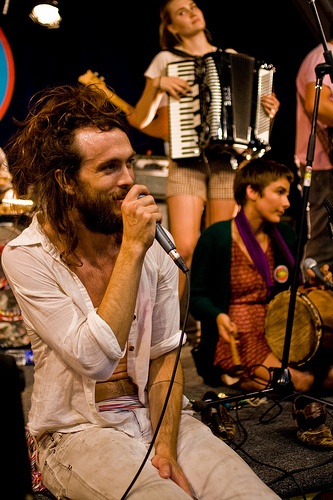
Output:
top-left (157, 202), bottom-right (169, 230)
top-left (134, 155), bottom-right (169, 201)
top-left (134, 155), bottom-right (169, 229)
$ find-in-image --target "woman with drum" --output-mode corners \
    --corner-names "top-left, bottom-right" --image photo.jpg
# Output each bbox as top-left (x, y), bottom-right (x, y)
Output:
top-left (190, 157), bottom-right (333, 447)
top-left (190, 158), bottom-right (333, 394)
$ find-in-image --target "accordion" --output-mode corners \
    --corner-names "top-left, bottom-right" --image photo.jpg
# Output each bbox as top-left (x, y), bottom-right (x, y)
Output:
top-left (167, 50), bottom-right (275, 161)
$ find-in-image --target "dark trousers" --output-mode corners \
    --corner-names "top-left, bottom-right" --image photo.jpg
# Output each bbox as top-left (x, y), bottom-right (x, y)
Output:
top-left (0, 353), bottom-right (32, 499)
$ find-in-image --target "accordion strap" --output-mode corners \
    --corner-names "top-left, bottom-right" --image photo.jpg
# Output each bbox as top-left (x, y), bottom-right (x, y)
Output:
top-left (166, 47), bottom-right (223, 60)
top-left (166, 48), bottom-right (196, 59)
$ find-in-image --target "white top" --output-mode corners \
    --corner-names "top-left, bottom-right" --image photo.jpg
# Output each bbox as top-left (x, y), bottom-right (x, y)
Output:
top-left (2, 214), bottom-right (187, 435)
top-left (144, 50), bottom-right (191, 79)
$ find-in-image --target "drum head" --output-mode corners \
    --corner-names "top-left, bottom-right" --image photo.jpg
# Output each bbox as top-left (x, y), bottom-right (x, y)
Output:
top-left (265, 290), bottom-right (322, 367)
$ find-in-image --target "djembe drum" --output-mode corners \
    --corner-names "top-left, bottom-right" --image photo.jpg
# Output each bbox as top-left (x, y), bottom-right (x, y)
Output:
top-left (265, 288), bottom-right (333, 367)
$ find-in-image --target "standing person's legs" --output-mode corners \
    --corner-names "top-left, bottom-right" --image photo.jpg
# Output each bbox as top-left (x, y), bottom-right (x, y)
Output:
top-left (206, 199), bottom-right (238, 225)
top-left (205, 163), bottom-right (238, 226)
top-left (167, 194), bottom-right (204, 298)
top-left (166, 162), bottom-right (206, 342)
top-left (166, 162), bottom-right (206, 300)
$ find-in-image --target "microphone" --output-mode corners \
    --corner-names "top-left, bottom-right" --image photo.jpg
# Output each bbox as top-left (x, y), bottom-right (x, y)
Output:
top-left (155, 223), bottom-right (189, 274)
top-left (303, 258), bottom-right (333, 289)
top-left (192, 391), bottom-right (224, 412)
top-left (208, 407), bottom-right (228, 440)
top-left (191, 399), bottom-right (210, 412)
top-left (197, 391), bottom-right (228, 439)
top-left (138, 194), bottom-right (189, 274)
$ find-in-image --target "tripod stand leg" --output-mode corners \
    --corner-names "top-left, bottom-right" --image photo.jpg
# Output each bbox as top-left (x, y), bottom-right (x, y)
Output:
top-left (271, 367), bottom-right (294, 394)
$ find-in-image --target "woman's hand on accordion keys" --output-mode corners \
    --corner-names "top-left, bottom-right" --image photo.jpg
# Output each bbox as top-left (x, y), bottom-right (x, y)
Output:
top-left (261, 92), bottom-right (280, 119)
top-left (158, 76), bottom-right (193, 100)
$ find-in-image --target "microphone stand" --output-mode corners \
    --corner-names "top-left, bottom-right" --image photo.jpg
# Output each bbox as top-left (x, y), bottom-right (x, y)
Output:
top-left (192, 0), bottom-right (333, 413)
top-left (271, 0), bottom-right (333, 392)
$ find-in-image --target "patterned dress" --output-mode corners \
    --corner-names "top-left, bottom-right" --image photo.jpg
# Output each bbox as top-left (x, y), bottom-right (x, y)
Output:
top-left (214, 240), bottom-right (274, 375)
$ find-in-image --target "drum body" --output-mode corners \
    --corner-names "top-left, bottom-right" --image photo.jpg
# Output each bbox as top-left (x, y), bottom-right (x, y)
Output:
top-left (265, 289), bottom-right (333, 367)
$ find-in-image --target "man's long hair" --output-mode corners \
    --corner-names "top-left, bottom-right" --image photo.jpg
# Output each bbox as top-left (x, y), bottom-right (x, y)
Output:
top-left (4, 83), bottom-right (128, 263)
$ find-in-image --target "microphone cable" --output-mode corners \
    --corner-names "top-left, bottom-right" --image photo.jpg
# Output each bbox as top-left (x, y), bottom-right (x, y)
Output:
top-left (228, 394), bottom-right (309, 499)
top-left (120, 272), bottom-right (191, 500)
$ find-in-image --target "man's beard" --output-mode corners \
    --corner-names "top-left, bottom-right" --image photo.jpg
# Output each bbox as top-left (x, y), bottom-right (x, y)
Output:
top-left (74, 182), bottom-right (130, 238)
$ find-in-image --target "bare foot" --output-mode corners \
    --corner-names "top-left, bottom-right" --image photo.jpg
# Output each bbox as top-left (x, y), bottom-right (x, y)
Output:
top-left (289, 369), bottom-right (314, 392)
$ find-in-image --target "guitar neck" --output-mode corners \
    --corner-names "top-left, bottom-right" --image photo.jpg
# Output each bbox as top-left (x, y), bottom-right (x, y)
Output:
top-left (100, 87), bottom-right (134, 116)
top-left (78, 70), bottom-right (134, 115)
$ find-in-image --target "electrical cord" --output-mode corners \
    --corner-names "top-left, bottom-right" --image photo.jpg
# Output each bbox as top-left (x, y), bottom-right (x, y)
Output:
top-left (195, 393), bottom-right (307, 497)
top-left (120, 272), bottom-right (190, 499)
top-left (229, 394), bottom-right (333, 499)
top-left (230, 398), bottom-right (307, 498)
top-left (195, 376), bottom-right (332, 499)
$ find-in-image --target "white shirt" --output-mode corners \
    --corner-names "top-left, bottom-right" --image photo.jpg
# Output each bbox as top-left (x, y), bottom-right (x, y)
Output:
top-left (144, 47), bottom-right (218, 80)
top-left (1, 215), bottom-right (187, 435)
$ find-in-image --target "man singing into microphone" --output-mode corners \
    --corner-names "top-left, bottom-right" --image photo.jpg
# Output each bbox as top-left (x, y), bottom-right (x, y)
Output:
top-left (1, 84), bottom-right (280, 499)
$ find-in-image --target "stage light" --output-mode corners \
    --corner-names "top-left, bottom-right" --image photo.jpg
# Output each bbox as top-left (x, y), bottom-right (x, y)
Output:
top-left (29, 1), bottom-right (61, 29)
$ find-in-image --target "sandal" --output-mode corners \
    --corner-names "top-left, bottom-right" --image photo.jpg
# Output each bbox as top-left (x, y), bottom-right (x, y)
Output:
top-left (292, 396), bottom-right (333, 449)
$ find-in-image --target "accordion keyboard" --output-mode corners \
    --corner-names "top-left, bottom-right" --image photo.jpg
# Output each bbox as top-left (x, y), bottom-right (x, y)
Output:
top-left (167, 60), bottom-right (201, 160)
